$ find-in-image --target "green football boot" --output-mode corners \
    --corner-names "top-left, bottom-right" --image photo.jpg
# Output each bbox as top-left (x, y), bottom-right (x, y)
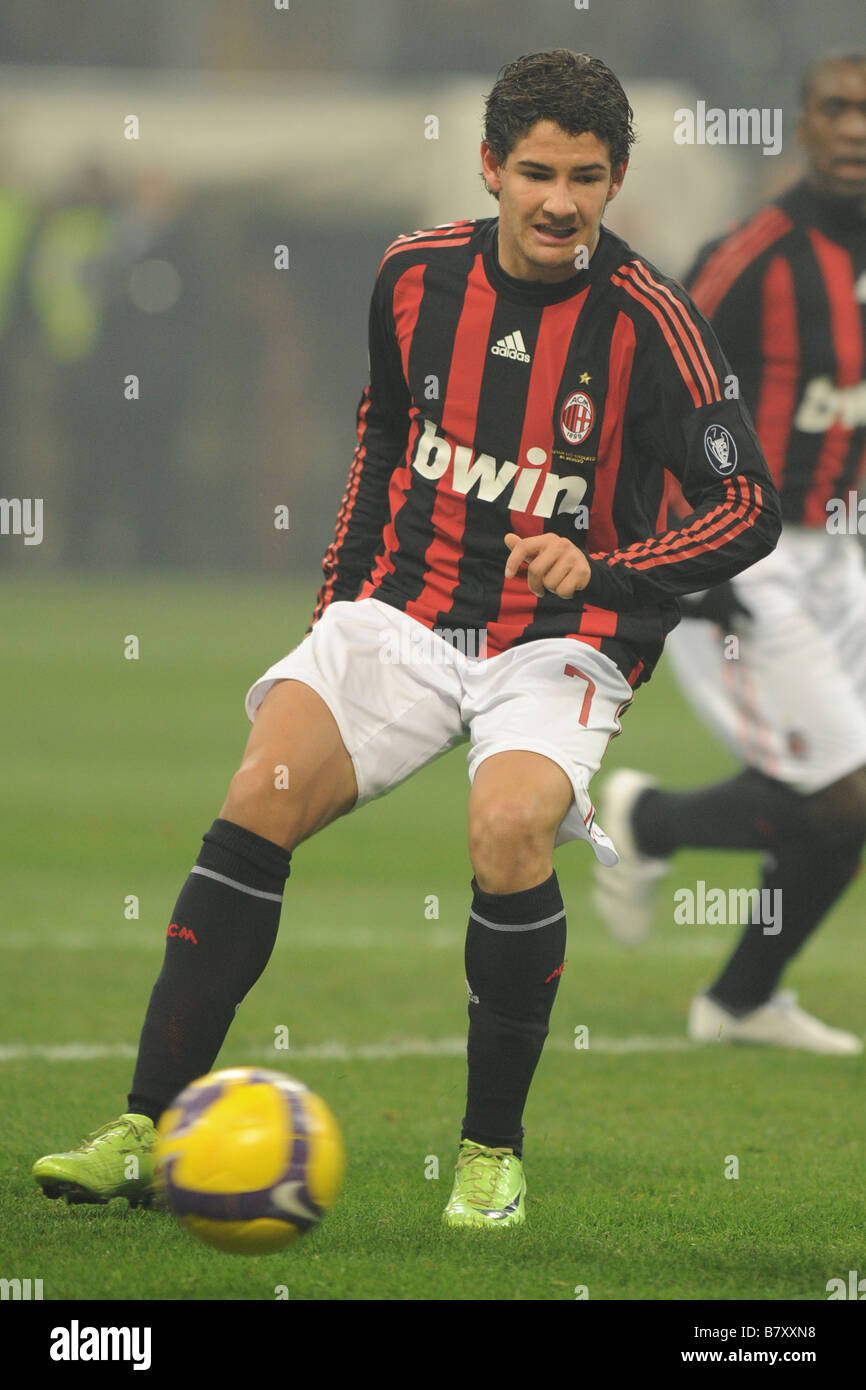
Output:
top-left (33, 1114), bottom-right (159, 1207)
top-left (442, 1140), bottom-right (527, 1228)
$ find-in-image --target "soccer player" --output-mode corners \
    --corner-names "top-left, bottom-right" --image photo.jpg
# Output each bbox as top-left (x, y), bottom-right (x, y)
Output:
top-left (596, 52), bottom-right (866, 1054)
top-left (34, 50), bottom-right (780, 1228)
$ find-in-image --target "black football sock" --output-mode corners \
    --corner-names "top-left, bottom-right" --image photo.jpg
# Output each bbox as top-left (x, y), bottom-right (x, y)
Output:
top-left (461, 872), bottom-right (567, 1158)
top-left (707, 839), bottom-right (863, 1014)
top-left (127, 818), bottom-right (292, 1123)
top-left (633, 769), bottom-right (820, 858)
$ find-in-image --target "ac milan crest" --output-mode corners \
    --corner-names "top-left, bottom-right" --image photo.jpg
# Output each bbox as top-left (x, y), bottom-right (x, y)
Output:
top-left (560, 391), bottom-right (595, 445)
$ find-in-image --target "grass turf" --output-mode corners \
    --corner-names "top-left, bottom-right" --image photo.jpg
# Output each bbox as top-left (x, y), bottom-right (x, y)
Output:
top-left (1, 575), bottom-right (864, 1301)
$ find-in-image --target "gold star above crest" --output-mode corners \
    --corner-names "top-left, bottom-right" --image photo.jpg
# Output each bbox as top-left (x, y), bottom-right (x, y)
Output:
top-left (579, 371), bottom-right (591, 384)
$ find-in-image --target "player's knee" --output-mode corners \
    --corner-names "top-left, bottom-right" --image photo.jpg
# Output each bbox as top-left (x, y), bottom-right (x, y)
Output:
top-left (468, 793), bottom-right (558, 890)
top-left (221, 756), bottom-right (302, 850)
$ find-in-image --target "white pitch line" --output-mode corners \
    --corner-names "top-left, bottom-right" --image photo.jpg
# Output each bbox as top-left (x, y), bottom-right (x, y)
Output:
top-left (0, 928), bottom-right (729, 957)
top-left (0, 1035), bottom-right (693, 1064)
top-left (0, 929), bottom-right (464, 952)
top-left (0, 1044), bottom-right (139, 1062)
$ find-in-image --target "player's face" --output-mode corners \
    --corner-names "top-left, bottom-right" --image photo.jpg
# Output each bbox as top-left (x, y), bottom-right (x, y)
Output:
top-left (481, 122), bottom-right (626, 283)
top-left (798, 61), bottom-right (866, 199)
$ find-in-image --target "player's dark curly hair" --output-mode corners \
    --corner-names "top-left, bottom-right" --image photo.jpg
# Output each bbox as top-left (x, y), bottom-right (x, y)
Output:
top-left (482, 50), bottom-right (636, 198)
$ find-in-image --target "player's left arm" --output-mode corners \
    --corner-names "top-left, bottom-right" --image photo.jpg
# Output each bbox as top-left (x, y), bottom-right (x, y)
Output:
top-left (574, 290), bottom-right (782, 612)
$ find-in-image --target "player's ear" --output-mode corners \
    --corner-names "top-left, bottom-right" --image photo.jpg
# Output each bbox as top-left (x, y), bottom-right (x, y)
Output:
top-left (480, 141), bottom-right (504, 194)
top-left (605, 159), bottom-right (628, 204)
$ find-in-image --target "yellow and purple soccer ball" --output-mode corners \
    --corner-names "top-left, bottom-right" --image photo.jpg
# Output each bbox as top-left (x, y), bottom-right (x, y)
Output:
top-left (155, 1067), bottom-right (345, 1254)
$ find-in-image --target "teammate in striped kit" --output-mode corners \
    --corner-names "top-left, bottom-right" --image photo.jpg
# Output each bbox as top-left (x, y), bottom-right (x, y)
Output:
top-left (596, 53), bottom-right (866, 1054)
top-left (33, 51), bottom-right (780, 1227)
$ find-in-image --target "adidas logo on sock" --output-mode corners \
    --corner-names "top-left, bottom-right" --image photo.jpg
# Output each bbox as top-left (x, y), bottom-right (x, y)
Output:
top-left (491, 330), bottom-right (531, 363)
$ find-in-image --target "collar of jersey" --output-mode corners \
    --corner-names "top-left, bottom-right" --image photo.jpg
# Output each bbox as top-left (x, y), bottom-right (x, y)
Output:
top-left (781, 178), bottom-right (866, 238)
top-left (482, 221), bottom-right (613, 304)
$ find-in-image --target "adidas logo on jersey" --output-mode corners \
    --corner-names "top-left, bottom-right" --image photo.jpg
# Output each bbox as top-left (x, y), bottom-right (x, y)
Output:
top-left (491, 330), bottom-right (531, 363)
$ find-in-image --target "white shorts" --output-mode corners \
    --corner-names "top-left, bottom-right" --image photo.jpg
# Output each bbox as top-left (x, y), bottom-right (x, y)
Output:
top-left (666, 529), bottom-right (866, 793)
top-left (245, 598), bottom-right (636, 863)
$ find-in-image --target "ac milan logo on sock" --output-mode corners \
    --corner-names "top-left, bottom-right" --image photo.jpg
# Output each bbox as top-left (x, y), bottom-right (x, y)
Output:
top-left (167, 922), bottom-right (199, 944)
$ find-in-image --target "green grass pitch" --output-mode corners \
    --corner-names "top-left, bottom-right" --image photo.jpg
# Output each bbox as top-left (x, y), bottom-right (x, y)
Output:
top-left (1, 575), bottom-right (864, 1301)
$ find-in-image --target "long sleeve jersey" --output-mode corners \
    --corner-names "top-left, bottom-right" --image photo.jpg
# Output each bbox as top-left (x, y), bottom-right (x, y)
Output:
top-left (684, 180), bottom-right (866, 526)
top-left (311, 217), bottom-right (781, 686)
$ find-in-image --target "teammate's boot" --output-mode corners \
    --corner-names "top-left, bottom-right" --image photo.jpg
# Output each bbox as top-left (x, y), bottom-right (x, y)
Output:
top-left (688, 990), bottom-right (863, 1055)
top-left (594, 769), bottom-right (667, 946)
top-left (442, 1140), bottom-right (526, 1229)
top-left (33, 1114), bottom-right (160, 1206)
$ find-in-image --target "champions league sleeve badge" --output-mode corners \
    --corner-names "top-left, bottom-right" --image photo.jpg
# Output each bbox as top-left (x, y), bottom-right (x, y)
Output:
top-left (703, 423), bottom-right (738, 475)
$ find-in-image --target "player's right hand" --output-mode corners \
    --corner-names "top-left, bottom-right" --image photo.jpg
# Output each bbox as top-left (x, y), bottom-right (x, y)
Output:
top-left (504, 532), bottom-right (591, 599)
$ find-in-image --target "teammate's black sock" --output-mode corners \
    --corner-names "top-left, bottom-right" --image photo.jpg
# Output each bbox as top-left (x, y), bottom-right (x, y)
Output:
top-left (127, 819), bottom-right (292, 1122)
top-left (707, 839), bottom-right (863, 1014)
top-left (633, 769), bottom-right (819, 858)
top-left (461, 873), bottom-right (567, 1158)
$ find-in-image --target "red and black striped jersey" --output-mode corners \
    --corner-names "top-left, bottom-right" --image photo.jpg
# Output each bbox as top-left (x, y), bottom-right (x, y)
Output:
top-left (684, 180), bottom-right (866, 526)
top-left (312, 217), bottom-right (780, 685)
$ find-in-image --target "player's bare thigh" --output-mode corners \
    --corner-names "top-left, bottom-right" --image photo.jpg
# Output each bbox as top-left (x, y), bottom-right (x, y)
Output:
top-left (221, 679), bottom-right (358, 851)
top-left (468, 751), bottom-right (574, 894)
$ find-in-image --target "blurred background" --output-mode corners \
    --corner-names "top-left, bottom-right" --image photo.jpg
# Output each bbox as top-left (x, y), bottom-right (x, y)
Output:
top-left (0, 0), bottom-right (861, 576)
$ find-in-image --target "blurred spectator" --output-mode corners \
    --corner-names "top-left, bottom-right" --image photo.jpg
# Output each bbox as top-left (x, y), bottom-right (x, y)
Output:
top-left (25, 166), bottom-right (201, 566)
top-left (92, 171), bottom-right (202, 568)
top-left (0, 166), bottom-right (36, 566)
